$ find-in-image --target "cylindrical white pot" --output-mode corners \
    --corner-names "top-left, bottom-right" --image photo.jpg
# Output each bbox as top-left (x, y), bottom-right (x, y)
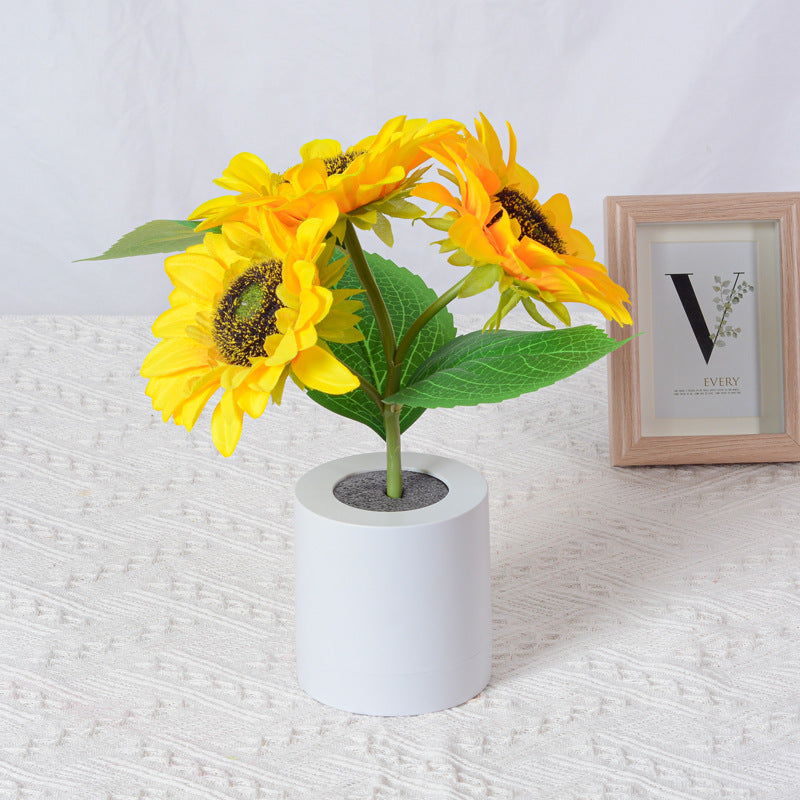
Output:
top-left (294, 452), bottom-right (491, 716)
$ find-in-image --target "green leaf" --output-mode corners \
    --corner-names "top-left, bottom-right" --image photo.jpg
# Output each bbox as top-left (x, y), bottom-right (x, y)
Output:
top-left (372, 212), bottom-right (394, 247)
top-left (485, 289), bottom-right (522, 330)
top-left (77, 219), bottom-right (221, 261)
top-left (458, 264), bottom-right (502, 298)
top-left (544, 300), bottom-right (571, 326)
top-left (386, 325), bottom-right (627, 409)
top-left (380, 196), bottom-right (426, 220)
top-left (307, 250), bottom-right (457, 438)
top-left (350, 209), bottom-right (378, 229)
top-left (419, 216), bottom-right (454, 232)
top-left (520, 297), bottom-right (556, 329)
top-left (447, 250), bottom-right (473, 267)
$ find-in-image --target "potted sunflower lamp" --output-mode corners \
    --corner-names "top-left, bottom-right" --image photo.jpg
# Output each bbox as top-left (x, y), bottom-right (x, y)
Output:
top-left (88, 115), bottom-right (632, 716)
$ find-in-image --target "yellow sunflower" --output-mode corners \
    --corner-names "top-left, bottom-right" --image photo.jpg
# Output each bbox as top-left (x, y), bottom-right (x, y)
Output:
top-left (141, 207), bottom-right (363, 457)
top-left (187, 152), bottom-right (288, 233)
top-left (413, 115), bottom-right (632, 327)
top-left (188, 116), bottom-right (464, 241)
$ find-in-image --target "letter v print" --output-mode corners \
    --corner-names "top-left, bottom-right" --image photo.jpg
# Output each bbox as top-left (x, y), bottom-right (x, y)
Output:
top-left (666, 274), bottom-right (714, 363)
top-left (666, 272), bottom-right (744, 364)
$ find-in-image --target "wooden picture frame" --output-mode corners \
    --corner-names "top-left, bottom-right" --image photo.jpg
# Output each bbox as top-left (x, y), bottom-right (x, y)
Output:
top-left (605, 192), bottom-right (800, 466)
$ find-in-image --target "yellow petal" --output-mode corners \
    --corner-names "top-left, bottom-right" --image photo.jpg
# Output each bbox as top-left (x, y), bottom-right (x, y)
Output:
top-left (274, 307), bottom-right (298, 334)
top-left (189, 195), bottom-right (237, 224)
top-left (145, 370), bottom-right (205, 418)
top-left (283, 258), bottom-right (317, 297)
top-left (412, 181), bottom-right (460, 209)
top-left (287, 161), bottom-right (328, 193)
top-left (449, 215), bottom-right (501, 263)
top-left (475, 113), bottom-right (505, 176)
top-left (561, 226), bottom-right (596, 260)
top-left (215, 152), bottom-right (274, 194)
top-left (141, 339), bottom-right (210, 378)
top-left (255, 206), bottom-right (295, 257)
top-left (292, 207), bottom-right (335, 259)
top-left (313, 198), bottom-right (340, 237)
top-left (172, 367), bottom-right (225, 430)
top-left (541, 193), bottom-right (572, 226)
top-left (504, 121), bottom-right (517, 173)
top-left (246, 361), bottom-right (285, 393)
top-left (151, 304), bottom-right (202, 339)
top-left (295, 285), bottom-right (332, 330)
top-left (220, 222), bottom-right (274, 263)
top-left (269, 367), bottom-right (291, 405)
top-left (263, 332), bottom-right (284, 357)
top-left (294, 325), bottom-right (318, 352)
top-left (211, 389), bottom-right (244, 457)
top-left (462, 165), bottom-right (494, 220)
top-left (275, 282), bottom-right (297, 309)
top-left (299, 139), bottom-right (343, 161)
top-left (369, 115), bottom-right (406, 149)
top-left (291, 347), bottom-right (359, 394)
top-left (264, 330), bottom-right (299, 366)
top-left (165, 252), bottom-right (225, 300)
top-left (511, 163), bottom-right (539, 202)
top-left (235, 385), bottom-right (270, 418)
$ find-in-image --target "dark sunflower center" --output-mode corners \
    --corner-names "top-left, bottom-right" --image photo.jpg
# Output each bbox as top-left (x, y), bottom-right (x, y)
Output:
top-left (212, 260), bottom-right (283, 366)
top-left (491, 187), bottom-right (567, 254)
top-left (323, 149), bottom-right (364, 176)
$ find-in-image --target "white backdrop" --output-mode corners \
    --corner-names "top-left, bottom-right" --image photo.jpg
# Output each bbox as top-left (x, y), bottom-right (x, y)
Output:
top-left (4, 0), bottom-right (800, 314)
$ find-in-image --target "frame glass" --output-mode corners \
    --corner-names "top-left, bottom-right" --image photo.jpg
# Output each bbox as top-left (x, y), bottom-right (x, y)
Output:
top-left (604, 193), bottom-right (800, 466)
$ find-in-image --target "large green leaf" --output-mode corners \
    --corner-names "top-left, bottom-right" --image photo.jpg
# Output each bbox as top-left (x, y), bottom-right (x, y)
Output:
top-left (77, 219), bottom-right (221, 261)
top-left (307, 250), bottom-right (457, 439)
top-left (386, 325), bottom-right (626, 408)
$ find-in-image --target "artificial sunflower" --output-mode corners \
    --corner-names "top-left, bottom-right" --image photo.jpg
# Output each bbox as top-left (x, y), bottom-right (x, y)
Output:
top-left (189, 116), bottom-right (464, 243)
top-left (413, 115), bottom-right (632, 328)
top-left (187, 152), bottom-right (287, 233)
top-left (141, 209), bottom-right (363, 457)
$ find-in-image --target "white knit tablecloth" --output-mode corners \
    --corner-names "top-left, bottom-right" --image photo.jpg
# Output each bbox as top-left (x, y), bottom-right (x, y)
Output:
top-left (1, 315), bottom-right (799, 800)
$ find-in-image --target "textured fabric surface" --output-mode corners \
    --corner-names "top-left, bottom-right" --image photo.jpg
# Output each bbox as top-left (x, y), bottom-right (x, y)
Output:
top-left (1, 315), bottom-right (799, 799)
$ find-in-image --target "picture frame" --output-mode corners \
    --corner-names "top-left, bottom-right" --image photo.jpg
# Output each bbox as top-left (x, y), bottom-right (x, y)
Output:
top-left (604, 192), bottom-right (800, 466)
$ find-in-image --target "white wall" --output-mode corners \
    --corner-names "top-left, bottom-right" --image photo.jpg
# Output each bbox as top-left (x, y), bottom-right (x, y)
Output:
top-left (4, 0), bottom-right (800, 314)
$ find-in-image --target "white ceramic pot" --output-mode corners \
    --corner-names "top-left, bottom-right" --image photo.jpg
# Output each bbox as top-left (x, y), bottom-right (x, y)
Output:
top-left (294, 452), bottom-right (491, 716)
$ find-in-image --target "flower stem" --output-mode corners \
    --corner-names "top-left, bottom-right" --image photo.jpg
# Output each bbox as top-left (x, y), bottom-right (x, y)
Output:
top-left (395, 275), bottom-right (468, 365)
top-left (342, 220), bottom-right (403, 497)
top-left (353, 372), bottom-right (384, 413)
top-left (343, 220), bottom-right (397, 363)
top-left (378, 276), bottom-right (469, 498)
top-left (383, 403), bottom-right (403, 498)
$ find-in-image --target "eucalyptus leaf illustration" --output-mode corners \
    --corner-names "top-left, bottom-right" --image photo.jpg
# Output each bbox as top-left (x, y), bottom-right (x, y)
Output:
top-left (712, 273), bottom-right (754, 346)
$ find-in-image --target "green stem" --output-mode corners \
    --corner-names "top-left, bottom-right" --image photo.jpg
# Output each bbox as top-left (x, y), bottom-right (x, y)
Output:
top-left (395, 275), bottom-right (468, 365)
top-left (353, 372), bottom-right (384, 413)
top-left (383, 403), bottom-right (403, 498)
top-left (378, 277), bottom-right (470, 499)
top-left (343, 220), bottom-right (397, 363)
top-left (342, 220), bottom-right (403, 498)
